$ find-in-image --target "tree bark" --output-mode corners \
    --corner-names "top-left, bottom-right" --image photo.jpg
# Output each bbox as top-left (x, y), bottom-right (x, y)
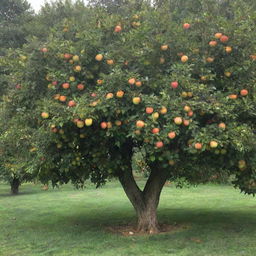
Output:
top-left (119, 167), bottom-right (169, 233)
top-left (10, 178), bottom-right (20, 195)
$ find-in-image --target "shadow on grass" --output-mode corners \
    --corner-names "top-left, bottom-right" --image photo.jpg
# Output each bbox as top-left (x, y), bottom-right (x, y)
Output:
top-left (18, 206), bottom-right (256, 237)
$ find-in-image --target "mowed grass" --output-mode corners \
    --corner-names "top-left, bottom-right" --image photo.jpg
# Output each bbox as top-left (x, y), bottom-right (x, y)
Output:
top-left (0, 180), bottom-right (256, 256)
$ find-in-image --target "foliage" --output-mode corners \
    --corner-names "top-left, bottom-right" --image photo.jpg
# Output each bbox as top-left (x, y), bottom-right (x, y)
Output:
top-left (0, 0), bottom-right (33, 55)
top-left (0, 0), bottom-right (256, 227)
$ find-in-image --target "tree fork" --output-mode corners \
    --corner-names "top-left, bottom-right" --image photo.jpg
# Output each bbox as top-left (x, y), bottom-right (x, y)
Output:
top-left (119, 165), bottom-right (169, 233)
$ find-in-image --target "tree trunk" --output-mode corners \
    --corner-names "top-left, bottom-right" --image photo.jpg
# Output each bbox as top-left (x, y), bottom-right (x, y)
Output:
top-left (119, 167), bottom-right (169, 233)
top-left (10, 178), bottom-right (20, 195)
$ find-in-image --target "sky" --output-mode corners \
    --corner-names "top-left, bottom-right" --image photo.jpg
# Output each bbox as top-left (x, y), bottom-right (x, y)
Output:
top-left (27, 0), bottom-right (47, 12)
top-left (27, 0), bottom-right (87, 12)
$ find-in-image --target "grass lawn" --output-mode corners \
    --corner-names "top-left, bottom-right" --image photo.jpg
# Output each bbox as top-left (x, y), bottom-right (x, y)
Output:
top-left (0, 180), bottom-right (256, 256)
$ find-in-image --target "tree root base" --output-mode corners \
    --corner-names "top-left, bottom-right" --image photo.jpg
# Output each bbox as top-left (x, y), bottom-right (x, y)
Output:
top-left (105, 223), bottom-right (188, 236)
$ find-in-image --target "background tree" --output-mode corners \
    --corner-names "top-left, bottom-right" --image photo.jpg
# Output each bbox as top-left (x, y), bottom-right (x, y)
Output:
top-left (1, 0), bottom-right (256, 232)
top-left (0, 0), bottom-right (33, 55)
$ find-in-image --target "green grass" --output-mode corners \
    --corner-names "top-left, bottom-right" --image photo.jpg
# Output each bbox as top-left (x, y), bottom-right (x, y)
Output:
top-left (0, 180), bottom-right (256, 256)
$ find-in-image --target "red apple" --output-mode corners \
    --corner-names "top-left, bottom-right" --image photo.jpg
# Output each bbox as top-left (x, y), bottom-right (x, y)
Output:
top-left (220, 35), bottom-right (229, 43)
top-left (171, 81), bottom-right (179, 89)
top-left (68, 100), bottom-right (76, 107)
top-left (168, 132), bottom-right (176, 139)
top-left (146, 107), bottom-right (154, 114)
top-left (155, 141), bottom-right (164, 148)
top-left (209, 41), bottom-right (217, 47)
top-left (240, 89), bottom-right (248, 96)
top-left (62, 83), bottom-right (70, 89)
top-left (77, 84), bottom-right (85, 91)
top-left (136, 120), bottom-right (145, 128)
top-left (101, 122), bottom-right (107, 129)
top-left (114, 25), bottom-right (122, 33)
top-left (194, 143), bottom-right (202, 150)
top-left (183, 23), bottom-right (190, 29)
top-left (152, 128), bottom-right (160, 134)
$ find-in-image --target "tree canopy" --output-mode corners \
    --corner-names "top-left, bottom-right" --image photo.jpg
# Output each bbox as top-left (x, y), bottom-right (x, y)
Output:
top-left (0, 0), bottom-right (256, 232)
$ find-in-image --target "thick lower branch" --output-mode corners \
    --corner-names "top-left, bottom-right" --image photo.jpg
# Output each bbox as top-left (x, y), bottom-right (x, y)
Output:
top-left (118, 164), bottom-right (169, 233)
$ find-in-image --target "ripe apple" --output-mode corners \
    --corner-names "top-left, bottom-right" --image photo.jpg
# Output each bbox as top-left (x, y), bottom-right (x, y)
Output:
top-left (183, 119), bottom-right (190, 126)
top-left (218, 123), bottom-right (226, 129)
top-left (115, 120), bottom-right (122, 126)
top-left (215, 32), bottom-right (222, 39)
top-left (77, 84), bottom-right (85, 91)
top-left (52, 81), bottom-right (58, 86)
top-left (240, 89), bottom-right (248, 96)
top-left (62, 83), bottom-right (70, 89)
top-left (128, 78), bottom-right (136, 85)
top-left (194, 143), bottom-right (202, 150)
top-left (95, 54), bottom-right (103, 61)
top-left (220, 35), bottom-right (229, 43)
top-left (114, 25), bottom-right (122, 33)
top-left (160, 107), bottom-right (167, 114)
top-left (187, 111), bottom-right (194, 117)
top-left (181, 91), bottom-right (188, 98)
top-left (174, 117), bottom-right (183, 125)
top-left (15, 84), bottom-right (21, 89)
top-left (168, 131), bottom-right (176, 139)
top-left (136, 120), bottom-right (145, 128)
top-left (152, 112), bottom-right (159, 120)
top-left (135, 81), bottom-right (142, 87)
top-left (91, 93), bottom-right (97, 97)
top-left (228, 94), bottom-right (237, 99)
top-left (187, 92), bottom-right (193, 97)
top-left (181, 55), bottom-right (188, 62)
top-left (106, 93), bottom-right (114, 99)
top-left (69, 76), bottom-right (75, 82)
top-left (74, 65), bottom-right (81, 72)
top-left (209, 40), bottom-right (217, 47)
top-left (41, 112), bottom-right (49, 119)
top-left (101, 122), bottom-right (107, 129)
top-left (152, 128), bottom-right (160, 134)
top-left (155, 141), bottom-right (164, 148)
top-left (59, 95), bottom-right (67, 102)
top-left (72, 55), bottom-right (79, 61)
top-left (107, 59), bottom-right (114, 65)
top-left (183, 105), bottom-right (191, 112)
top-left (53, 94), bottom-right (60, 100)
top-left (85, 118), bottom-right (93, 126)
top-left (69, 60), bottom-right (74, 64)
top-left (146, 107), bottom-right (154, 114)
top-left (171, 81), bottom-right (178, 88)
top-left (133, 97), bottom-right (141, 104)
top-left (107, 122), bottom-right (112, 128)
top-left (77, 120), bottom-right (84, 128)
top-left (64, 53), bottom-right (72, 59)
top-left (225, 46), bottom-right (232, 53)
top-left (41, 47), bottom-right (48, 53)
top-left (210, 140), bottom-right (218, 148)
top-left (97, 79), bottom-right (103, 85)
top-left (161, 45), bottom-right (168, 51)
top-left (250, 55), bottom-right (256, 60)
top-left (116, 90), bottom-right (124, 98)
top-left (206, 57), bottom-right (214, 63)
top-left (183, 23), bottom-right (190, 29)
top-left (68, 100), bottom-right (76, 107)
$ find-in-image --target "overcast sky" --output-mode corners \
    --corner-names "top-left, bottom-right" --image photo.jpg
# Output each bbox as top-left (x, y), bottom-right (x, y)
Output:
top-left (27, 0), bottom-right (87, 12)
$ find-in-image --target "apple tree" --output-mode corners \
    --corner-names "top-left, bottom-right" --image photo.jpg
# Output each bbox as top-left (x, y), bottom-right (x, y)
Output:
top-left (2, 0), bottom-right (256, 232)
